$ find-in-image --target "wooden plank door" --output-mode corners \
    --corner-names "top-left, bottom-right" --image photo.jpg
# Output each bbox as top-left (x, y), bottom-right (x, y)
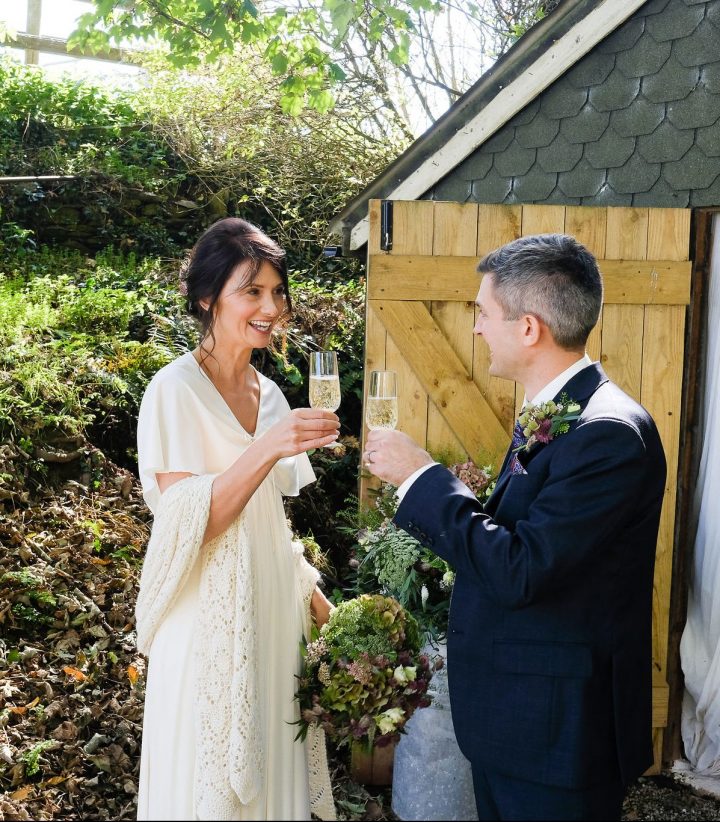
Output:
top-left (362, 199), bottom-right (691, 773)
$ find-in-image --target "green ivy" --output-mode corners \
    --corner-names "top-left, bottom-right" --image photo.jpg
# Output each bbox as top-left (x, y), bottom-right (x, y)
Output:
top-left (21, 740), bottom-right (56, 777)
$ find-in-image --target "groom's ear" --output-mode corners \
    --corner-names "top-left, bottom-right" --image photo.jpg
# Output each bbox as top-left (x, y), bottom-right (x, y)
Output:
top-left (520, 314), bottom-right (543, 347)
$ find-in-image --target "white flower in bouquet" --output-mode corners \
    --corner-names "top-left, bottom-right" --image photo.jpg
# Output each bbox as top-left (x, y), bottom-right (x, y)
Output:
top-left (375, 707), bottom-right (405, 735)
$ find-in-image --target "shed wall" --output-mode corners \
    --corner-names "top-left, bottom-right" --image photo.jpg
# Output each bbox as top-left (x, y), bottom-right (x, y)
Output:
top-left (427, 0), bottom-right (720, 209)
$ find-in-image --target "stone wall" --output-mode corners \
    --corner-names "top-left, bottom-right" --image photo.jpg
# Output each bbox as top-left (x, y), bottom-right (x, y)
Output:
top-left (0, 175), bottom-right (222, 254)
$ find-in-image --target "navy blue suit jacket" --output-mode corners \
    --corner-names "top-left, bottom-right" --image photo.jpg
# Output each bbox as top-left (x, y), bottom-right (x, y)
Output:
top-left (394, 364), bottom-right (666, 789)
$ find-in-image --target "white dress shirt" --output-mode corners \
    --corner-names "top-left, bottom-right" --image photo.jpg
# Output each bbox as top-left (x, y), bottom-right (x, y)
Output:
top-left (395, 353), bottom-right (593, 502)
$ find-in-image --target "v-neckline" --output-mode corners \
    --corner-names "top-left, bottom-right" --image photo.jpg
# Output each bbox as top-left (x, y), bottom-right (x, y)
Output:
top-left (190, 352), bottom-right (263, 438)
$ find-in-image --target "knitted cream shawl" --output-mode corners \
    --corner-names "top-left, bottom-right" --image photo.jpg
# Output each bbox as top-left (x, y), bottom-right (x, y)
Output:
top-left (135, 473), bottom-right (335, 820)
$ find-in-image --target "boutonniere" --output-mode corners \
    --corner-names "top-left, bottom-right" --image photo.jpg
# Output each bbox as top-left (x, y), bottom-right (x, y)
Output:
top-left (515, 393), bottom-right (581, 453)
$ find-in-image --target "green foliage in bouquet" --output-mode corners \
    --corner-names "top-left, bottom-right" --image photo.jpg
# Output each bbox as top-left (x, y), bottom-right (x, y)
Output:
top-left (353, 519), bottom-right (452, 640)
top-left (295, 594), bottom-right (437, 748)
top-left (322, 593), bottom-right (422, 659)
top-left (347, 459), bottom-right (496, 640)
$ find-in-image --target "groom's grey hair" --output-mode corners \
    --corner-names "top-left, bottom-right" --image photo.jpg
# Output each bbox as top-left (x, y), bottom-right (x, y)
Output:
top-left (478, 233), bottom-right (603, 350)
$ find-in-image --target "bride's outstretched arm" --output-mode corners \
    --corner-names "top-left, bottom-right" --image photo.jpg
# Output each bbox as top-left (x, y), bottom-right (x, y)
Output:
top-left (156, 407), bottom-right (339, 545)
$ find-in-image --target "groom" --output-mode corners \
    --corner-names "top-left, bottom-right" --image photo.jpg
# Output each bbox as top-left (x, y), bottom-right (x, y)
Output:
top-left (363, 234), bottom-right (666, 821)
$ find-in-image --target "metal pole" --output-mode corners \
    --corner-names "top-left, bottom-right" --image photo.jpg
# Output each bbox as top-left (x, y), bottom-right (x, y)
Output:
top-left (0, 176), bottom-right (78, 183)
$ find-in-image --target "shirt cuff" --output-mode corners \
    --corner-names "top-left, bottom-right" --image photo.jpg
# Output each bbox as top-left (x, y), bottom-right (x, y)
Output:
top-left (396, 462), bottom-right (439, 502)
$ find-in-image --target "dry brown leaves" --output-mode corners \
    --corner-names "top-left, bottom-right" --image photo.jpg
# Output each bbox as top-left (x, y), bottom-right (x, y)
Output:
top-left (0, 463), bottom-right (150, 821)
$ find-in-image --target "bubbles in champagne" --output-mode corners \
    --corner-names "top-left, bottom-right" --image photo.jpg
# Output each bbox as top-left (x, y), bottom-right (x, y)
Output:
top-left (309, 375), bottom-right (341, 411)
top-left (366, 397), bottom-right (398, 430)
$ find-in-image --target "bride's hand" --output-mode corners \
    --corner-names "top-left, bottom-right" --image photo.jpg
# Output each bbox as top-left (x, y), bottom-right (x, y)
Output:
top-left (262, 408), bottom-right (340, 459)
top-left (311, 586), bottom-right (334, 629)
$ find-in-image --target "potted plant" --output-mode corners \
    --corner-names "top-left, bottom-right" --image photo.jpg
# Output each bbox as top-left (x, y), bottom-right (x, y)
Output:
top-left (339, 458), bottom-right (496, 813)
top-left (294, 593), bottom-right (439, 785)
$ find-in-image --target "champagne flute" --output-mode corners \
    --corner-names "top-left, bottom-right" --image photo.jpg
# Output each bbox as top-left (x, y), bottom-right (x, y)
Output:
top-left (309, 351), bottom-right (341, 446)
top-left (365, 370), bottom-right (398, 430)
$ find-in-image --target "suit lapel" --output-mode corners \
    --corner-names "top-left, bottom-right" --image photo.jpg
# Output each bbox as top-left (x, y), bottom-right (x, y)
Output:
top-left (483, 363), bottom-right (610, 513)
top-left (558, 361), bottom-right (609, 408)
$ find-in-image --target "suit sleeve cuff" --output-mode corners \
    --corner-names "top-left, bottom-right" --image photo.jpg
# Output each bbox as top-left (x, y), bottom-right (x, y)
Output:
top-left (396, 462), bottom-right (439, 502)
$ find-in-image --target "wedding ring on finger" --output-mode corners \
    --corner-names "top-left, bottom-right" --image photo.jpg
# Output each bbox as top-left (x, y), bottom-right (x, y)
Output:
top-left (365, 450), bottom-right (376, 467)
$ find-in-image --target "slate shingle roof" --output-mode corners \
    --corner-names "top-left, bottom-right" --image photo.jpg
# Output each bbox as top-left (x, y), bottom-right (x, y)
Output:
top-left (428, 0), bottom-right (720, 209)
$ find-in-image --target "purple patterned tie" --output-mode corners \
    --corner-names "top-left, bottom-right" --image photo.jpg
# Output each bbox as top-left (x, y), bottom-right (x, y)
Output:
top-left (508, 419), bottom-right (528, 475)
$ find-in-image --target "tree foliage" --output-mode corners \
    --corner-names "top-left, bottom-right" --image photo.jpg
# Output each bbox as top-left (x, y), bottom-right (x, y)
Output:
top-left (70, 0), bottom-right (384, 116)
top-left (0, 57), bottom-right (198, 255)
top-left (130, 51), bottom-right (407, 265)
top-left (71, 0), bottom-right (550, 133)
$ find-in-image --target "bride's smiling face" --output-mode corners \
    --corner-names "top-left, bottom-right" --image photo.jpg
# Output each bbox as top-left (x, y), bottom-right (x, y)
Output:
top-left (205, 260), bottom-right (288, 351)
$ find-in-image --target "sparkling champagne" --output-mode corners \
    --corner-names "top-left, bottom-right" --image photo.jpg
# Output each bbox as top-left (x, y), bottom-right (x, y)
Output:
top-left (365, 396), bottom-right (398, 430)
top-left (309, 375), bottom-right (341, 411)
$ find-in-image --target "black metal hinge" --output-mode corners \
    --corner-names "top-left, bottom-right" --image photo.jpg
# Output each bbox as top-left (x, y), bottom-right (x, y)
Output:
top-left (380, 200), bottom-right (393, 251)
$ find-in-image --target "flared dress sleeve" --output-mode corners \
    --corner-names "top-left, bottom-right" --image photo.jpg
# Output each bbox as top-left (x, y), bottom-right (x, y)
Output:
top-left (137, 369), bottom-right (211, 514)
top-left (138, 361), bottom-right (318, 512)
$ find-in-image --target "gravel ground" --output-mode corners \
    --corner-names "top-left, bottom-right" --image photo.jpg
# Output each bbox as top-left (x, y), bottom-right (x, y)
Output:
top-left (623, 772), bottom-right (720, 821)
top-left (330, 769), bottom-right (720, 820)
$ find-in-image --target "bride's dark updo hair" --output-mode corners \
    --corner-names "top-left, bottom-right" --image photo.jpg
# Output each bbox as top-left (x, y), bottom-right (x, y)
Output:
top-left (180, 217), bottom-right (291, 345)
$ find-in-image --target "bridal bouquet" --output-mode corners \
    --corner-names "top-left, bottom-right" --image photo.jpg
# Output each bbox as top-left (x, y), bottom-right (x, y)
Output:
top-left (294, 594), bottom-right (438, 748)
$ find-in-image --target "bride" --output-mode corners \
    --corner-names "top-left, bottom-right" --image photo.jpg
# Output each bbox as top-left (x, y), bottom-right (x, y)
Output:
top-left (134, 217), bottom-right (339, 820)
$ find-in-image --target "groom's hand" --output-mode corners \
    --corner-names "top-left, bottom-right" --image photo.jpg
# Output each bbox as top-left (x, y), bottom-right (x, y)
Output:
top-left (363, 429), bottom-right (433, 487)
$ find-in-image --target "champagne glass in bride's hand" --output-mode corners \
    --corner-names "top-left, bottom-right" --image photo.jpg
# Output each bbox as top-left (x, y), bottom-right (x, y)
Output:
top-left (309, 351), bottom-right (341, 446)
top-left (366, 370), bottom-right (398, 430)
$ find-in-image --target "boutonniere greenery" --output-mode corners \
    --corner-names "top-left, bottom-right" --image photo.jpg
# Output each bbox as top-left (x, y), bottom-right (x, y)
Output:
top-left (515, 393), bottom-right (581, 453)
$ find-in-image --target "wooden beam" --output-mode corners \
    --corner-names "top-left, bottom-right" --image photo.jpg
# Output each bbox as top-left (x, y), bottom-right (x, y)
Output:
top-left (0, 176), bottom-right (78, 183)
top-left (653, 683), bottom-right (670, 728)
top-left (652, 667), bottom-right (670, 729)
top-left (25, 0), bottom-right (42, 65)
top-left (6, 32), bottom-right (131, 64)
top-left (368, 255), bottom-right (692, 305)
top-left (371, 299), bottom-right (509, 466)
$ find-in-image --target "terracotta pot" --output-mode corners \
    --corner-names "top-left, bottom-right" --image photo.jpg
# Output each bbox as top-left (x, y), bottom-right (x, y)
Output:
top-left (349, 738), bottom-right (398, 786)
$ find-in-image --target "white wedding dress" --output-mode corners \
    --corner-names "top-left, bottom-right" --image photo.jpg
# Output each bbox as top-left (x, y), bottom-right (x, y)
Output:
top-left (135, 352), bottom-right (317, 821)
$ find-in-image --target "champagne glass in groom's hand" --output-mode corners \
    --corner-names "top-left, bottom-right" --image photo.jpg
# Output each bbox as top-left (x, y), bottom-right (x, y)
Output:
top-left (366, 370), bottom-right (398, 430)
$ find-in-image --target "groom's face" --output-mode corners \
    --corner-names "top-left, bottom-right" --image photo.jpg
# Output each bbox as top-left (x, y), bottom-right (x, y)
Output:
top-left (473, 274), bottom-right (524, 381)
